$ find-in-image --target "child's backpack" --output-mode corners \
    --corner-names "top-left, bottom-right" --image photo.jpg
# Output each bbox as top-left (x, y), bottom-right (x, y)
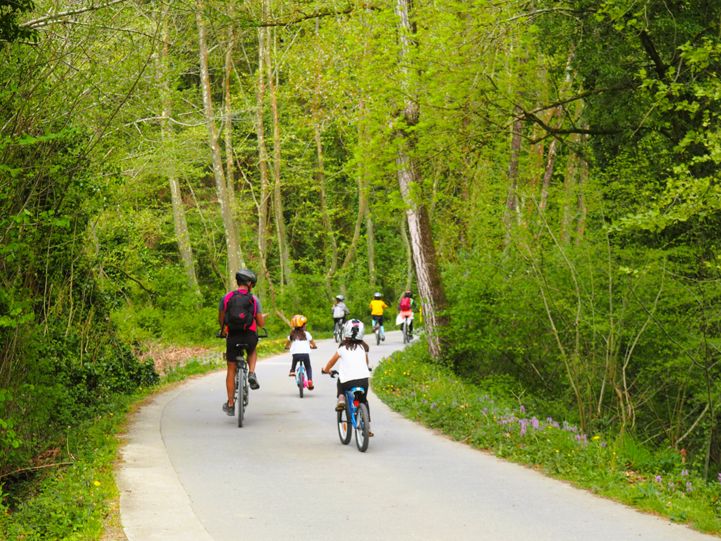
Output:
top-left (225, 290), bottom-right (256, 331)
top-left (399, 296), bottom-right (411, 311)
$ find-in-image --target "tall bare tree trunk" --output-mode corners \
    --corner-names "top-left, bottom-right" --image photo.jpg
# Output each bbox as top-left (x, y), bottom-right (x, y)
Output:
top-left (222, 22), bottom-right (245, 268)
top-left (539, 136), bottom-right (560, 213)
top-left (576, 141), bottom-right (588, 243)
top-left (312, 18), bottom-right (338, 290)
top-left (366, 205), bottom-right (376, 285)
top-left (266, 26), bottom-right (291, 288)
top-left (196, 0), bottom-right (241, 289)
top-left (253, 9), bottom-right (284, 323)
top-left (503, 106), bottom-right (523, 246)
top-left (314, 120), bottom-right (338, 288)
top-left (395, 0), bottom-right (447, 359)
top-left (158, 6), bottom-right (199, 295)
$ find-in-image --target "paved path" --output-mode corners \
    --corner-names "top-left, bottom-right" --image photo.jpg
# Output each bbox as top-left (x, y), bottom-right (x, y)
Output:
top-left (118, 332), bottom-right (717, 541)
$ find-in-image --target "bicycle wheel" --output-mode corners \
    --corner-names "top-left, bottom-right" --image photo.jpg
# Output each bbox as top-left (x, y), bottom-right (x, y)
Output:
top-left (402, 322), bottom-right (409, 344)
top-left (337, 406), bottom-right (352, 445)
top-left (236, 371), bottom-right (245, 427)
top-left (376, 327), bottom-right (381, 345)
top-left (297, 367), bottom-right (304, 398)
top-left (334, 323), bottom-right (341, 343)
top-left (354, 403), bottom-right (370, 452)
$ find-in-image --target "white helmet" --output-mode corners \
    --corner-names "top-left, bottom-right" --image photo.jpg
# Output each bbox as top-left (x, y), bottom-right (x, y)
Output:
top-left (343, 319), bottom-right (365, 341)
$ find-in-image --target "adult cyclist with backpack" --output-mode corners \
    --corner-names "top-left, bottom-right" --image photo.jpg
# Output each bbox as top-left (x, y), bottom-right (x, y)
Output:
top-left (218, 269), bottom-right (265, 416)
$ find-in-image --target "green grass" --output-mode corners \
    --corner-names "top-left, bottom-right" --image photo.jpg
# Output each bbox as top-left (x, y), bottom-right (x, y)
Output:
top-left (0, 338), bottom-right (287, 540)
top-left (372, 344), bottom-right (721, 536)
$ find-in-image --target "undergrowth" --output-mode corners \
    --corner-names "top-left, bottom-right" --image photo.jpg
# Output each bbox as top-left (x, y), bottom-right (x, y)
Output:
top-left (372, 343), bottom-right (721, 535)
top-left (0, 338), bottom-right (286, 540)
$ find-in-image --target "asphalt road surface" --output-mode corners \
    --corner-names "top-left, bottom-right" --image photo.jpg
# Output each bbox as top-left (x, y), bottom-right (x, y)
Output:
top-left (118, 331), bottom-right (717, 541)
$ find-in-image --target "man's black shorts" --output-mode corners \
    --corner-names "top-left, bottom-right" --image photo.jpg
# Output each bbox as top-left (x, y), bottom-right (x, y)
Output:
top-left (226, 330), bottom-right (258, 362)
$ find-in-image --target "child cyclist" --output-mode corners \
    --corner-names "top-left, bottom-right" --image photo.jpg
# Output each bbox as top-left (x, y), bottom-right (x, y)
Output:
top-left (331, 294), bottom-right (350, 328)
top-left (285, 314), bottom-right (318, 390)
top-left (369, 292), bottom-right (388, 341)
top-left (321, 319), bottom-right (373, 436)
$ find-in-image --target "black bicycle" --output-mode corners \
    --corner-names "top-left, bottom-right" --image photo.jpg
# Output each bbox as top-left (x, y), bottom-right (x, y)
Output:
top-left (218, 328), bottom-right (267, 427)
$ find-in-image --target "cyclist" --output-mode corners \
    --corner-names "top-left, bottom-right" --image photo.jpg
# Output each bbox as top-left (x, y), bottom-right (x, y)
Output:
top-left (285, 314), bottom-right (318, 390)
top-left (218, 269), bottom-right (265, 416)
top-left (331, 294), bottom-right (350, 330)
top-left (398, 290), bottom-right (415, 337)
top-left (369, 291), bottom-right (388, 341)
top-left (321, 319), bottom-right (373, 436)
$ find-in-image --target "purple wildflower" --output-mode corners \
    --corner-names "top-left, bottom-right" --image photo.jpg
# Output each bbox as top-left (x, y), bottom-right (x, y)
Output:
top-left (430, 402), bottom-right (438, 410)
top-left (520, 405), bottom-right (526, 414)
top-left (531, 417), bottom-right (540, 430)
top-left (718, 472), bottom-right (721, 484)
top-left (655, 475), bottom-right (662, 483)
top-left (519, 419), bottom-right (528, 436)
top-left (681, 469), bottom-right (688, 477)
top-left (686, 481), bottom-right (693, 493)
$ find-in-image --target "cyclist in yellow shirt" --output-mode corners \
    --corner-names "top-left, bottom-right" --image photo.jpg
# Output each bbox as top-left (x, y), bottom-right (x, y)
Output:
top-left (369, 292), bottom-right (389, 342)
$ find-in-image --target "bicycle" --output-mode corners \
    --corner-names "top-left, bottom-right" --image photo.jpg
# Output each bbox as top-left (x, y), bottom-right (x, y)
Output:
top-left (333, 319), bottom-right (344, 344)
top-left (218, 328), bottom-right (267, 427)
top-left (231, 345), bottom-right (250, 427)
top-left (294, 361), bottom-right (308, 398)
top-left (401, 315), bottom-right (413, 344)
top-left (326, 370), bottom-right (371, 452)
top-left (371, 316), bottom-right (385, 345)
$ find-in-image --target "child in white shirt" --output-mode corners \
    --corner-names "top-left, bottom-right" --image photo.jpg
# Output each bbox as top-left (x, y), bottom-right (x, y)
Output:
top-left (285, 314), bottom-right (318, 389)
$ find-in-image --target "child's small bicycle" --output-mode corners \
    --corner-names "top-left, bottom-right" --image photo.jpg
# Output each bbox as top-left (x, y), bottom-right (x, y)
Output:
top-left (294, 362), bottom-right (308, 398)
top-left (327, 370), bottom-right (371, 452)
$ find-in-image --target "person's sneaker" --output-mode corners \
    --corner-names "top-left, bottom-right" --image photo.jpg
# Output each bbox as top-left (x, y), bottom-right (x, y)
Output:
top-left (381, 335), bottom-right (385, 342)
top-left (307, 380), bottom-right (314, 390)
top-left (222, 401), bottom-right (234, 416)
top-left (248, 372), bottom-right (260, 390)
top-left (335, 396), bottom-right (346, 411)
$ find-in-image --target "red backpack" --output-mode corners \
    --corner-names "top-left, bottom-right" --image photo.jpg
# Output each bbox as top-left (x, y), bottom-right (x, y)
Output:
top-left (399, 296), bottom-right (411, 311)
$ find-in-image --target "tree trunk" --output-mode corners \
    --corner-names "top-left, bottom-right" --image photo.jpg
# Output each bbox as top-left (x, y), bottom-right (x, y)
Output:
top-left (539, 136), bottom-right (560, 213)
top-left (266, 26), bottom-right (291, 288)
top-left (314, 120), bottom-right (338, 287)
top-left (503, 105), bottom-right (523, 246)
top-left (255, 18), bottom-right (272, 297)
top-left (395, 0), bottom-right (447, 359)
top-left (196, 0), bottom-right (241, 289)
top-left (399, 215), bottom-right (413, 290)
top-left (366, 206), bottom-right (376, 285)
top-left (158, 6), bottom-right (199, 295)
top-left (222, 22), bottom-right (245, 268)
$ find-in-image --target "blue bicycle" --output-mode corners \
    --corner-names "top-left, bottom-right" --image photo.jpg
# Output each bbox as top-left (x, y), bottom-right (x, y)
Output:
top-left (326, 370), bottom-right (370, 452)
top-left (295, 361), bottom-right (308, 398)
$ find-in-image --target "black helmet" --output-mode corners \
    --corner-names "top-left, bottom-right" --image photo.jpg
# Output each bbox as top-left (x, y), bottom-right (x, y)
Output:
top-left (235, 269), bottom-right (257, 286)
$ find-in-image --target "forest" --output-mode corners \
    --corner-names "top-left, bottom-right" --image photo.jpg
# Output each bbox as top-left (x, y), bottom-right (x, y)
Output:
top-left (1, 0), bottom-right (721, 528)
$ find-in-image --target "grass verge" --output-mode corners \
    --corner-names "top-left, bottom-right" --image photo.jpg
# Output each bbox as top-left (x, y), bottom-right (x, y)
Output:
top-left (372, 343), bottom-right (721, 536)
top-left (0, 338), bottom-right (286, 540)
